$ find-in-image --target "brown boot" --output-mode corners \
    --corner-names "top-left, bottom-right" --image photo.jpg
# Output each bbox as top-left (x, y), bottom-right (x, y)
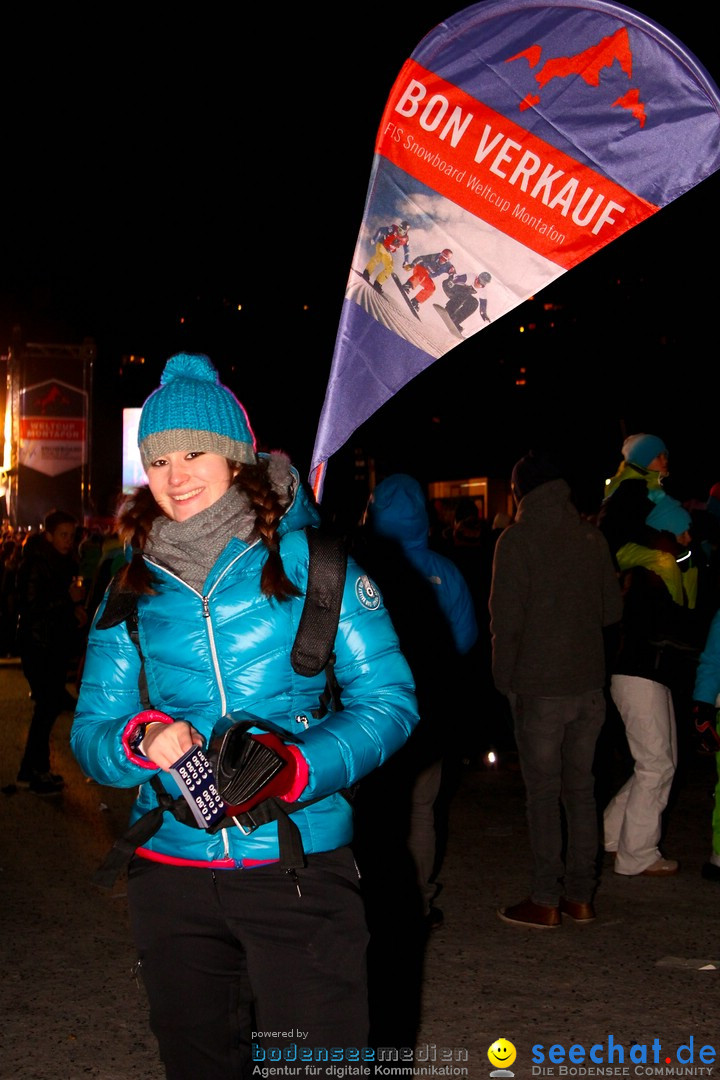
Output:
top-left (560, 897), bottom-right (596, 923)
top-left (497, 897), bottom-right (561, 928)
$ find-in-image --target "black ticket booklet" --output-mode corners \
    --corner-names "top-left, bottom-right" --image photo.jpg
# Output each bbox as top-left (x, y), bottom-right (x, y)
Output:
top-left (215, 726), bottom-right (285, 807)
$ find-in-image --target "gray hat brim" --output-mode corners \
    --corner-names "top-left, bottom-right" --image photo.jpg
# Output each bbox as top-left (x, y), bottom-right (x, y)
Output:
top-left (139, 428), bottom-right (257, 470)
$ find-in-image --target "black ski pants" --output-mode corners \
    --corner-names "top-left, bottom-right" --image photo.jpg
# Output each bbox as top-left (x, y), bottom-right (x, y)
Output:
top-left (19, 643), bottom-right (70, 775)
top-left (127, 846), bottom-right (370, 1080)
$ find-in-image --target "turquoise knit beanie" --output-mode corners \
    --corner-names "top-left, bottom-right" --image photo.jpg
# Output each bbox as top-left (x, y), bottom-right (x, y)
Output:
top-left (138, 353), bottom-right (256, 469)
top-left (621, 433), bottom-right (667, 469)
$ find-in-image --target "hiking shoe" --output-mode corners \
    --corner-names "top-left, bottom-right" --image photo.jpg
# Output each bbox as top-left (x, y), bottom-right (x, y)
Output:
top-left (17, 770), bottom-right (64, 787)
top-left (28, 772), bottom-right (64, 796)
top-left (497, 898), bottom-right (561, 928)
top-left (425, 906), bottom-right (444, 931)
top-left (560, 898), bottom-right (596, 923)
top-left (701, 861), bottom-right (720, 882)
top-left (640, 858), bottom-right (679, 876)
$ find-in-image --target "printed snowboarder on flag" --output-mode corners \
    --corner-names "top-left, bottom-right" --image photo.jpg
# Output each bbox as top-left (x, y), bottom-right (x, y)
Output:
top-left (435, 271), bottom-right (493, 337)
top-left (400, 249), bottom-right (457, 312)
top-left (362, 221), bottom-right (411, 294)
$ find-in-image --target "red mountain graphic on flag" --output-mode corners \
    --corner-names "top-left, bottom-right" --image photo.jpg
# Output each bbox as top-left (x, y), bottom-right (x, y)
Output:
top-left (507, 27), bottom-right (646, 127)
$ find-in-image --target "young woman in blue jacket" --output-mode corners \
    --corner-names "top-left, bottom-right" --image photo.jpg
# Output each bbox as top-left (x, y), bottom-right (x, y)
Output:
top-left (71, 353), bottom-right (419, 1079)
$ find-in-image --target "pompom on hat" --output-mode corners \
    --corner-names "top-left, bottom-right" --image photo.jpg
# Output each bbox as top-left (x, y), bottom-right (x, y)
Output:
top-left (621, 433), bottom-right (667, 469)
top-left (138, 353), bottom-right (256, 469)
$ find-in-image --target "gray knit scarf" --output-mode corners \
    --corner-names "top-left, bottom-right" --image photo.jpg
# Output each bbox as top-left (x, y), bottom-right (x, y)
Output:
top-left (144, 485), bottom-right (256, 593)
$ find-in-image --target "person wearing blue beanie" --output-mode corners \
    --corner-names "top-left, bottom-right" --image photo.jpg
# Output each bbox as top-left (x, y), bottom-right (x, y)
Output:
top-left (621, 433), bottom-right (668, 470)
top-left (600, 432), bottom-right (706, 880)
top-left (599, 432), bottom-right (687, 604)
top-left (71, 352), bottom-right (419, 1077)
top-left (137, 352), bottom-right (257, 469)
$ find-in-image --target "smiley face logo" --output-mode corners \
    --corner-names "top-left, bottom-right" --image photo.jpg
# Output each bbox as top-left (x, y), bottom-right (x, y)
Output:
top-left (488, 1039), bottom-right (517, 1069)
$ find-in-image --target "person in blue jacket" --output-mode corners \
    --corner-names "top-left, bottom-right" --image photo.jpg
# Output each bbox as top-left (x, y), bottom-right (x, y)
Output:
top-left (692, 610), bottom-right (720, 881)
top-left (350, 473), bottom-right (478, 1050)
top-left (358, 473), bottom-right (478, 925)
top-left (71, 353), bottom-right (419, 1080)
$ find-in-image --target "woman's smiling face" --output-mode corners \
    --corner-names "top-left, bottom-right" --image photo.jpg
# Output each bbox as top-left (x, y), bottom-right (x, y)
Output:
top-left (146, 450), bottom-right (237, 522)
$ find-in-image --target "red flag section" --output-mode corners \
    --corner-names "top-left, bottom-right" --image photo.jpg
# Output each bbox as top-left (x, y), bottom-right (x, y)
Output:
top-left (379, 59), bottom-right (655, 269)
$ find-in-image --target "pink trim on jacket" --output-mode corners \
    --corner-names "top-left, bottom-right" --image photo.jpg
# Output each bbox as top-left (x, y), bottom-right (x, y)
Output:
top-left (121, 710), bottom-right (174, 769)
top-left (279, 745), bottom-right (309, 803)
top-left (135, 848), bottom-right (279, 869)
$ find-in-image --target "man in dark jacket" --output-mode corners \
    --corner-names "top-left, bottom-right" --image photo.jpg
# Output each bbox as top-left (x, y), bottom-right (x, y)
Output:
top-left (16, 509), bottom-right (86, 794)
top-left (490, 451), bottom-right (623, 928)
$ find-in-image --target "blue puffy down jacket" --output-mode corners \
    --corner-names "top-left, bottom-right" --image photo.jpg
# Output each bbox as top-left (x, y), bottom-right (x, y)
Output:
top-left (71, 483), bottom-right (419, 869)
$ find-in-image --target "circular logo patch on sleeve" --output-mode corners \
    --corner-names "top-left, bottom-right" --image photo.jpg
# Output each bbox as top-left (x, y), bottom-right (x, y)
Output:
top-left (355, 574), bottom-right (381, 610)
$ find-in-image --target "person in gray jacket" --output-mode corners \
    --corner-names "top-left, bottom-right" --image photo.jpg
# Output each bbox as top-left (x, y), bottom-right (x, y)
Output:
top-left (489, 450), bottom-right (623, 928)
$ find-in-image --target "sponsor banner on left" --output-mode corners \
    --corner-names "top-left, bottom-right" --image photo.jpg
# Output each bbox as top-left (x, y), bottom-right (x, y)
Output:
top-left (19, 380), bottom-right (88, 478)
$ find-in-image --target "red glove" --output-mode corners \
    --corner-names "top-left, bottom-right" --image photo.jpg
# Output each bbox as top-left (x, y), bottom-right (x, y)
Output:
top-left (217, 729), bottom-right (308, 815)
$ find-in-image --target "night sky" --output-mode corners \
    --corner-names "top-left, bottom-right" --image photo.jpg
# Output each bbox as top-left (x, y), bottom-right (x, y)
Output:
top-left (2, 2), bottom-right (718, 518)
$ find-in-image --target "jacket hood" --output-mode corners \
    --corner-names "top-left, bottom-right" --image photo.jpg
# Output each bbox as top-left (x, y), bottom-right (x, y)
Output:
top-left (367, 474), bottom-right (429, 551)
top-left (265, 452), bottom-right (320, 536)
top-left (515, 477), bottom-right (575, 523)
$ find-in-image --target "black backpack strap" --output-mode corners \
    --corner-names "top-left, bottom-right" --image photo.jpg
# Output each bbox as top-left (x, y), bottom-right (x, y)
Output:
top-left (92, 775), bottom-right (205, 889)
top-left (291, 527), bottom-right (347, 677)
top-left (93, 782), bottom-right (327, 888)
top-left (93, 569), bottom-right (152, 707)
top-left (125, 608), bottom-right (151, 709)
top-left (95, 569), bottom-right (141, 630)
top-left (211, 795), bottom-right (314, 872)
top-left (309, 655), bottom-right (343, 718)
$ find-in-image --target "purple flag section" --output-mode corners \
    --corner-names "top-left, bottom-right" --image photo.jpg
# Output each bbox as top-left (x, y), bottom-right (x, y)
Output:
top-left (310, 0), bottom-right (720, 501)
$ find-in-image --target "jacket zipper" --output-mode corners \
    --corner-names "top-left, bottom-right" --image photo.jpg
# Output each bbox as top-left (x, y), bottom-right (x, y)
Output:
top-left (142, 540), bottom-right (267, 866)
top-left (144, 542), bottom-right (261, 718)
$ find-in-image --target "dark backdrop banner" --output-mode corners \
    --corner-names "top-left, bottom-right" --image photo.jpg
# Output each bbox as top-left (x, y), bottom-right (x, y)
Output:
top-left (310, 0), bottom-right (720, 500)
top-left (6, 341), bottom-right (94, 529)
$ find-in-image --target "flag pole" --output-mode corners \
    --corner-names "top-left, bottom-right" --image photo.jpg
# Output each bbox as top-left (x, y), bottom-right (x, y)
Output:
top-left (311, 461), bottom-right (326, 504)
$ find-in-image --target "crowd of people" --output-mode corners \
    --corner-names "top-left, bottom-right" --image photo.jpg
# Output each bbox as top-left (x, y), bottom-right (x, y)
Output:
top-left (489, 436), bottom-right (720, 928)
top-left (5, 369), bottom-right (720, 1076)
